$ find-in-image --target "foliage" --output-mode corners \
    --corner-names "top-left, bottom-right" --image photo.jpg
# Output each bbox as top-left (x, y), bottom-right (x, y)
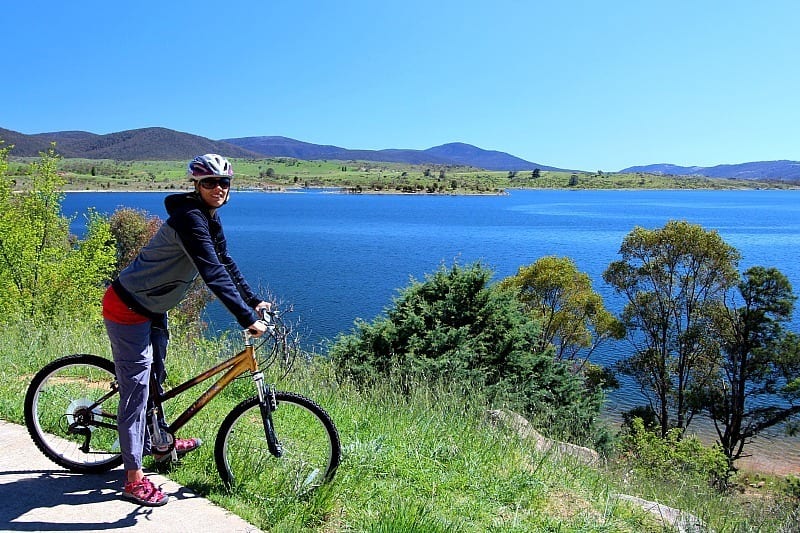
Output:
top-left (619, 418), bottom-right (729, 488)
top-left (784, 475), bottom-right (800, 501)
top-left (108, 207), bottom-right (161, 277)
top-left (498, 255), bottom-right (624, 365)
top-left (603, 220), bottom-right (741, 436)
top-left (700, 266), bottom-right (800, 469)
top-left (0, 145), bottom-right (115, 321)
top-left (329, 262), bottom-right (605, 444)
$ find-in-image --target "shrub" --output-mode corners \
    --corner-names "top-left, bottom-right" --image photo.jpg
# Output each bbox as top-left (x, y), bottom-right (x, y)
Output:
top-left (108, 206), bottom-right (212, 338)
top-left (620, 418), bottom-right (728, 488)
top-left (108, 207), bottom-right (161, 277)
top-left (329, 262), bottom-right (604, 444)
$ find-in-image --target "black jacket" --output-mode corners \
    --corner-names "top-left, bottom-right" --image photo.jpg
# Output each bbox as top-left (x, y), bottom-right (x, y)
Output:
top-left (114, 193), bottom-right (260, 328)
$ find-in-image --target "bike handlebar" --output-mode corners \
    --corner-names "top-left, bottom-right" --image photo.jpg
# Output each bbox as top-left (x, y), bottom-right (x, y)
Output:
top-left (246, 307), bottom-right (278, 337)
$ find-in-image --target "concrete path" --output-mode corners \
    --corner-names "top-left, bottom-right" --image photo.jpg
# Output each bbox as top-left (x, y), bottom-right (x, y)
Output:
top-left (0, 421), bottom-right (261, 532)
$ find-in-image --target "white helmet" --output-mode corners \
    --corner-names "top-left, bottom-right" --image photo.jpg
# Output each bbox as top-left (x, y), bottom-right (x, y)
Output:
top-left (187, 154), bottom-right (233, 179)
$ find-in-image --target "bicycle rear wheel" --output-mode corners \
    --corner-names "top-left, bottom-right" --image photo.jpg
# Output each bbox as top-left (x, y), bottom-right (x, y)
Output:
top-left (24, 354), bottom-right (123, 473)
top-left (215, 391), bottom-right (341, 495)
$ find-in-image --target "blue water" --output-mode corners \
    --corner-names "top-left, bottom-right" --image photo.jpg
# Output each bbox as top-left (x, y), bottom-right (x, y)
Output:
top-left (64, 189), bottom-right (800, 348)
top-left (63, 188), bottom-right (800, 470)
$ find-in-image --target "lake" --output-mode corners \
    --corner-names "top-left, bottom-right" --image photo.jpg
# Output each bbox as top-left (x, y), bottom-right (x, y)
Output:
top-left (62, 188), bottom-right (800, 473)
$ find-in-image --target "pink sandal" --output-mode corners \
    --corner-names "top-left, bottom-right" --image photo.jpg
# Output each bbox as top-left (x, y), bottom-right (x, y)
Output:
top-left (122, 476), bottom-right (168, 506)
top-left (153, 437), bottom-right (203, 463)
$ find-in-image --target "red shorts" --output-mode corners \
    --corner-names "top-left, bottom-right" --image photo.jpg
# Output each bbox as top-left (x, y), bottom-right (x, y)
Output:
top-left (102, 285), bottom-right (149, 325)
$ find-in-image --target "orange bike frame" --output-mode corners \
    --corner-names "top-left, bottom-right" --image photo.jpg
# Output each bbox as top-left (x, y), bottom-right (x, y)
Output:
top-left (155, 341), bottom-right (261, 434)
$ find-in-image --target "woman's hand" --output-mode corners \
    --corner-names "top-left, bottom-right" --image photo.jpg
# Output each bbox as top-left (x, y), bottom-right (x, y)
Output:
top-left (247, 319), bottom-right (268, 337)
top-left (248, 301), bottom-right (272, 337)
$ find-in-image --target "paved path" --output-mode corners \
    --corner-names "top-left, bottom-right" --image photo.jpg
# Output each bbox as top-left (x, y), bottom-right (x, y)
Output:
top-left (0, 421), bottom-right (261, 532)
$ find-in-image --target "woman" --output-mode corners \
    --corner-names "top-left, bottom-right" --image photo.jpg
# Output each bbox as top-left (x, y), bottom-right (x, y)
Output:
top-left (102, 154), bottom-right (269, 506)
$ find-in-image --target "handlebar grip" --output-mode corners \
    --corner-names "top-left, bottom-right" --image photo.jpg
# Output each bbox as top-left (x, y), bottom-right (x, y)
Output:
top-left (260, 307), bottom-right (277, 322)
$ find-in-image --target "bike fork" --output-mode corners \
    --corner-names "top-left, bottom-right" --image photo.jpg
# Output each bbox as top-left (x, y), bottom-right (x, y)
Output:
top-left (253, 371), bottom-right (283, 457)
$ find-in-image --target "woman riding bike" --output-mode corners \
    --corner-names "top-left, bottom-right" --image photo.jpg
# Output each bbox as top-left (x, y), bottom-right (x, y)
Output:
top-left (102, 154), bottom-right (270, 506)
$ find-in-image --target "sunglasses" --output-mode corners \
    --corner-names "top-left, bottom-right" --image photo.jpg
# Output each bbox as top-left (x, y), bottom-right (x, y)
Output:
top-left (199, 177), bottom-right (231, 190)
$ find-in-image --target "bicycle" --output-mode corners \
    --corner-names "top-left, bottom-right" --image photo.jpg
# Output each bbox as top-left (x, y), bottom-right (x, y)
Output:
top-left (24, 309), bottom-right (341, 496)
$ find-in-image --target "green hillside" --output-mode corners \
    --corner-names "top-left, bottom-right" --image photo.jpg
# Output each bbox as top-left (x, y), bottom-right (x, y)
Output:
top-left (5, 157), bottom-right (797, 193)
top-left (2, 319), bottom-right (797, 532)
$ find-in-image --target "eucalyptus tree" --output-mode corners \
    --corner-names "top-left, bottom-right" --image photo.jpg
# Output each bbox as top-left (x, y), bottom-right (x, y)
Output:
top-left (499, 256), bottom-right (623, 367)
top-left (702, 266), bottom-right (800, 469)
top-left (603, 220), bottom-right (741, 437)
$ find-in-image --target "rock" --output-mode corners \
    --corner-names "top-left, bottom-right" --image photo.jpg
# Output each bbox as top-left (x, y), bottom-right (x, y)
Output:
top-left (615, 494), bottom-right (710, 533)
top-left (485, 409), bottom-right (600, 466)
top-left (484, 410), bottom-right (710, 532)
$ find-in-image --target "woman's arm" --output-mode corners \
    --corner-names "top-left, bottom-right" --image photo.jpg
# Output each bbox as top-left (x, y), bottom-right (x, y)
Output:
top-left (169, 211), bottom-right (260, 328)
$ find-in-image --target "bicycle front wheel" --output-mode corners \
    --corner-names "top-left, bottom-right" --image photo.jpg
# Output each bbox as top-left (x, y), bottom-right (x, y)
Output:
top-left (24, 354), bottom-right (123, 473)
top-left (215, 391), bottom-right (341, 495)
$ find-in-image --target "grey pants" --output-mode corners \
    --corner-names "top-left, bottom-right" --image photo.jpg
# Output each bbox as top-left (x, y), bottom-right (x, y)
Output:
top-left (104, 318), bottom-right (169, 471)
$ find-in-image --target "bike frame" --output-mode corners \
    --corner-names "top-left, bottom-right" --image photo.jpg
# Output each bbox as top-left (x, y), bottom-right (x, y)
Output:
top-left (153, 332), bottom-right (265, 435)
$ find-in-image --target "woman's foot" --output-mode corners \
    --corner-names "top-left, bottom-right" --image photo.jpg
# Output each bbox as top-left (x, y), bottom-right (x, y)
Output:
top-left (122, 476), bottom-right (168, 506)
top-left (153, 437), bottom-right (203, 462)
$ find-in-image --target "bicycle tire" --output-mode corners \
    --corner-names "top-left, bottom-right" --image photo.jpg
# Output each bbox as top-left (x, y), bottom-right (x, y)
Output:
top-left (215, 391), bottom-right (341, 495)
top-left (24, 354), bottom-right (123, 473)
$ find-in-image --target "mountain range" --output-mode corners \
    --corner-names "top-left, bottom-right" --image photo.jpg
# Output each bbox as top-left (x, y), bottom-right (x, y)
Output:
top-left (620, 161), bottom-right (800, 181)
top-left (2, 126), bottom-right (799, 179)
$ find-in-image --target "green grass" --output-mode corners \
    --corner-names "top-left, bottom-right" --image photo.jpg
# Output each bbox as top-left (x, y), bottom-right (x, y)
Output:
top-left (3, 319), bottom-right (798, 531)
top-left (6, 156), bottom-right (798, 194)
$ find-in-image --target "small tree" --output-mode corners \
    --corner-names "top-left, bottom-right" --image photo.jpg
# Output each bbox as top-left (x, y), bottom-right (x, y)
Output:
top-left (0, 143), bottom-right (115, 320)
top-left (702, 266), bottom-right (800, 469)
top-left (108, 207), bottom-right (213, 336)
top-left (499, 256), bottom-right (623, 365)
top-left (108, 207), bottom-right (161, 277)
top-left (603, 220), bottom-right (740, 436)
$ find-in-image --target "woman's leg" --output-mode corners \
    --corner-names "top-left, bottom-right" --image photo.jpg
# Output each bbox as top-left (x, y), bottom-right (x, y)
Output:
top-left (145, 319), bottom-right (170, 453)
top-left (105, 319), bottom-right (153, 474)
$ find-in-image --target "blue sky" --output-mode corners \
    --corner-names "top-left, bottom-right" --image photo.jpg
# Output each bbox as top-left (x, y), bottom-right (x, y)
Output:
top-left (4, 1), bottom-right (798, 171)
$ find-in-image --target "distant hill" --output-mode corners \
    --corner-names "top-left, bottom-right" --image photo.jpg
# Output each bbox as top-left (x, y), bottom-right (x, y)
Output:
top-left (216, 135), bottom-right (457, 165)
top-left (222, 136), bottom-right (564, 171)
top-left (3, 126), bottom-right (799, 178)
top-left (0, 127), bottom-right (561, 171)
top-left (621, 161), bottom-right (800, 181)
top-left (0, 127), bottom-right (261, 160)
top-left (422, 142), bottom-right (564, 172)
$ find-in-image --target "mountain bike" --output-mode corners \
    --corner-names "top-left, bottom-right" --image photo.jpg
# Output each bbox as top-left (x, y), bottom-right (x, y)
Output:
top-left (23, 309), bottom-right (341, 495)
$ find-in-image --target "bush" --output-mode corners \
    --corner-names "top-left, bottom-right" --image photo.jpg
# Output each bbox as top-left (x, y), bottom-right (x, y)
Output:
top-left (0, 144), bottom-right (115, 321)
top-left (329, 262), bottom-right (604, 444)
top-left (784, 475), bottom-right (800, 502)
top-left (108, 207), bottom-right (161, 277)
top-left (619, 418), bottom-right (728, 488)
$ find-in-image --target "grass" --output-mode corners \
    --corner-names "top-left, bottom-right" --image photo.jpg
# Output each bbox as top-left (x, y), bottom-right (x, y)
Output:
top-left (3, 318), bottom-right (799, 531)
top-left (6, 156), bottom-right (799, 194)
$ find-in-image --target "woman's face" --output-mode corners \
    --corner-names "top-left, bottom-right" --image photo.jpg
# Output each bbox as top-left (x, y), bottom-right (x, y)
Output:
top-left (196, 177), bottom-right (230, 208)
